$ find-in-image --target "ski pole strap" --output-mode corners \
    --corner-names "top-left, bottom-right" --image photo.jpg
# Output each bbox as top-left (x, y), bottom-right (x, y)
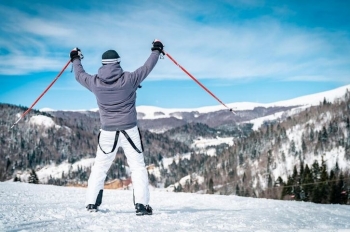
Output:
top-left (97, 131), bottom-right (120, 154)
top-left (120, 130), bottom-right (143, 154)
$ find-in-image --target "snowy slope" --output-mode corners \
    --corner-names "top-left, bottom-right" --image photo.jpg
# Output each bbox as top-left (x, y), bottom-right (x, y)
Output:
top-left (1, 182), bottom-right (350, 232)
top-left (40, 84), bottom-right (350, 120)
top-left (135, 84), bottom-right (350, 119)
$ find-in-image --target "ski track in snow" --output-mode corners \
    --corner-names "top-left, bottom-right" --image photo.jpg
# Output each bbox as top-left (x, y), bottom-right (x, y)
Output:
top-left (1, 183), bottom-right (350, 232)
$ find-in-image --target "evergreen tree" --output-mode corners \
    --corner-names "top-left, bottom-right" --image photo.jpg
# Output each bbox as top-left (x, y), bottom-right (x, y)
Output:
top-left (312, 160), bottom-right (320, 181)
top-left (319, 158), bottom-right (329, 203)
top-left (28, 169), bottom-right (39, 184)
top-left (323, 97), bottom-right (327, 105)
top-left (303, 164), bottom-right (314, 200)
top-left (312, 185), bottom-right (322, 203)
top-left (236, 184), bottom-right (240, 196)
top-left (321, 126), bottom-right (328, 143)
top-left (329, 170), bottom-right (340, 204)
top-left (208, 178), bottom-right (214, 194)
top-left (309, 128), bottom-right (315, 141)
top-left (268, 174), bottom-right (273, 188)
top-left (282, 175), bottom-right (294, 199)
top-left (175, 183), bottom-right (183, 192)
top-left (302, 139), bottom-right (307, 154)
top-left (338, 172), bottom-right (347, 204)
top-left (290, 140), bottom-right (296, 154)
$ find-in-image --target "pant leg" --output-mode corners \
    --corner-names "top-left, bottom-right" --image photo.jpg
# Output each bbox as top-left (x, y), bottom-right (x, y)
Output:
top-left (120, 126), bottom-right (150, 205)
top-left (85, 130), bottom-right (119, 205)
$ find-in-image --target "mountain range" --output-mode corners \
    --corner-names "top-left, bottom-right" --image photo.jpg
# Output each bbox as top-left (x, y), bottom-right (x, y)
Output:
top-left (1, 84), bottom-right (350, 204)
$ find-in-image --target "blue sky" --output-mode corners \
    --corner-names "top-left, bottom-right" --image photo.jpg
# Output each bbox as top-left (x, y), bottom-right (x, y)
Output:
top-left (0, 0), bottom-right (349, 110)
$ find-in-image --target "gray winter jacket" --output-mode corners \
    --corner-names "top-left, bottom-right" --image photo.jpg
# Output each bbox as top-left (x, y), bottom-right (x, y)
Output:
top-left (72, 51), bottom-right (160, 131)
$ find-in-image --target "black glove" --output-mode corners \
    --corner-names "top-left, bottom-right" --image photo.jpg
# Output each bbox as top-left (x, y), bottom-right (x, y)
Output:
top-left (151, 39), bottom-right (164, 55)
top-left (70, 47), bottom-right (84, 62)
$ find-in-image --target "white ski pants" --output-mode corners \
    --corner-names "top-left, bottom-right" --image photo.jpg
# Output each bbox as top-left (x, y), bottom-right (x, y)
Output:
top-left (85, 126), bottom-right (150, 206)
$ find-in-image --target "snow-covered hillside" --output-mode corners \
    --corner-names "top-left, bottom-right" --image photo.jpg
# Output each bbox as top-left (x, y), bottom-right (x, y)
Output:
top-left (39, 84), bottom-right (350, 132)
top-left (135, 84), bottom-right (350, 120)
top-left (40, 84), bottom-right (350, 119)
top-left (1, 182), bottom-right (350, 232)
top-left (14, 135), bottom-right (233, 185)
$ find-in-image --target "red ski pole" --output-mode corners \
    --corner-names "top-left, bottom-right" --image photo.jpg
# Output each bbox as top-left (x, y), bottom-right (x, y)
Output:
top-left (11, 60), bottom-right (71, 129)
top-left (164, 51), bottom-right (235, 114)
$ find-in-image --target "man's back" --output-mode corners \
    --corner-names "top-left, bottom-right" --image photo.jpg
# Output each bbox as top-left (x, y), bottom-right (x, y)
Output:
top-left (72, 50), bottom-right (159, 131)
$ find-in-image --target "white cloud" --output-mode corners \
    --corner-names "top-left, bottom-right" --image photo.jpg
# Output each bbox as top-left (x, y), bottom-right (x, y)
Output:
top-left (0, 2), bottom-right (349, 83)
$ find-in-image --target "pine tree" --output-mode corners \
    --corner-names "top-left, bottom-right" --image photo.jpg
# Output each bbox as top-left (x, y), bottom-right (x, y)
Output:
top-left (312, 185), bottom-right (322, 203)
top-left (338, 172), bottom-right (347, 204)
top-left (290, 140), bottom-right (296, 154)
top-left (309, 128), bottom-right (314, 141)
top-left (321, 126), bottom-right (328, 143)
top-left (28, 169), bottom-right (39, 184)
top-left (268, 174), bottom-right (273, 188)
top-left (302, 139), bottom-right (307, 154)
top-left (236, 184), bottom-right (240, 196)
top-left (208, 178), bottom-right (214, 194)
top-left (303, 164), bottom-right (314, 200)
top-left (319, 157), bottom-right (329, 203)
top-left (323, 97), bottom-right (327, 105)
top-left (329, 170), bottom-right (339, 204)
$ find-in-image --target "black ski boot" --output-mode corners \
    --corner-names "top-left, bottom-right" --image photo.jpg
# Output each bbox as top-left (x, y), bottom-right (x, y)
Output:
top-left (86, 204), bottom-right (98, 212)
top-left (86, 190), bottom-right (103, 212)
top-left (135, 203), bottom-right (152, 216)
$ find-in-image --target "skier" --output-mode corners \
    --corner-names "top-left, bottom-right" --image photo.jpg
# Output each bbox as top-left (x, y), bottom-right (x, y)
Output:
top-left (69, 39), bottom-right (164, 215)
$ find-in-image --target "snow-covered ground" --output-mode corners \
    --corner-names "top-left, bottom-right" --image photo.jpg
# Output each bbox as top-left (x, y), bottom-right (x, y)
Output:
top-left (1, 182), bottom-right (350, 232)
top-left (191, 137), bottom-right (234, 149)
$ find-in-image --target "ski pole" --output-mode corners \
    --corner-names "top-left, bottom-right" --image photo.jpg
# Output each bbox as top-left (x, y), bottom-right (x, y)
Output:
top-left (164, 51), bottom-right (235, 114)
top-left (11, 60), bottom-right (71, 129)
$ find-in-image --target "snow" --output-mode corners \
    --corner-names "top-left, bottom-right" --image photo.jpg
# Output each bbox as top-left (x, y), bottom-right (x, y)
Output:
top-left (14, 158), bottom-right (97, 184)
top-left (245, 84), bottom-right (348, 131)
top-left (29, 115), bottom-right (60, 129)
top-left (36, 159), bottom-right (95, 183)
top-left (161, 153), bottom-right (191, 170)
top-left (39, 108), bottom-right (56, 112)
top-left (191, 137), bottom-right (234, 149)
top-left (247, 111), bottom-right (285, 130)
top-left (1, 182), bottom-right (350, 231)
top-left (181, 173), bottom-right (204, 185)
top-left (206, 148), bottom-right (216, 156)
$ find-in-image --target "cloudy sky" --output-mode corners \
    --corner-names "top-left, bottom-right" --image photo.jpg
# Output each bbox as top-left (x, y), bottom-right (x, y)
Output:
top-left (1, 0), bottom-right (349, 110)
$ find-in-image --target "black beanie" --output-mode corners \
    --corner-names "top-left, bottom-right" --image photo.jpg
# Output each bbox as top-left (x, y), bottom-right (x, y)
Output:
top-left (102, 50), bottom-right (120, 64)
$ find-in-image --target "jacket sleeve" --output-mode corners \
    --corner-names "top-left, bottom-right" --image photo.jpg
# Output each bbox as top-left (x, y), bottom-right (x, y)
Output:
top-left (129, 51), bottom-right (159, 88)
top-left (72, 59), bottom-right (94, 92)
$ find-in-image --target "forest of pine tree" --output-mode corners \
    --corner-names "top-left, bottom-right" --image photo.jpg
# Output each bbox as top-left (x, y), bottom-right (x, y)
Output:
top-left (279, 158), bottom-right (349, 204)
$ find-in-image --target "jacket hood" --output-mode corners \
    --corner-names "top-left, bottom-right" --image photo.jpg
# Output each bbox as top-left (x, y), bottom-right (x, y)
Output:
top-left (97, 63), bottom-right (124, 83)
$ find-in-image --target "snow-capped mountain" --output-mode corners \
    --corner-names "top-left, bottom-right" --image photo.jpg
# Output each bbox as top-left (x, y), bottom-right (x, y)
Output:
top-left (135, 84), bottom-right (350, 132)
top-left (41, 84), bottom-right (350, 133)
top-left (136, 84), bottom-right (350, 120)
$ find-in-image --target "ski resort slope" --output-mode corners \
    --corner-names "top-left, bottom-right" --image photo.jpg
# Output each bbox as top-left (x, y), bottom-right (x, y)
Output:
top-left (1, 183), bottom-right (350, 232)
